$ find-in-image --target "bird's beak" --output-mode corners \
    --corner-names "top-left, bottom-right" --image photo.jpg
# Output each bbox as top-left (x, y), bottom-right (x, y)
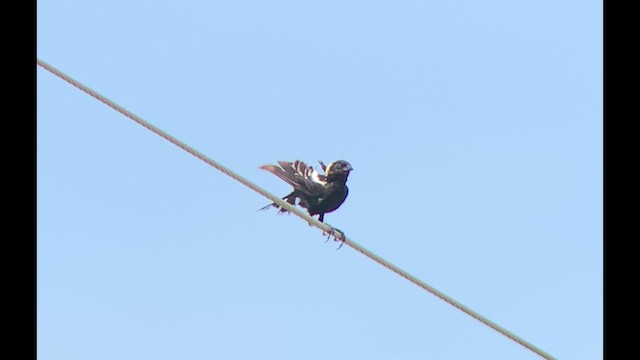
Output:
top-left (345, 165), bottom-right (354, 171)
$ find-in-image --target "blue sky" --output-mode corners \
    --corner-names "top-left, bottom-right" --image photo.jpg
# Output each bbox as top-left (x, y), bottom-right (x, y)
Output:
top-left (38, 1), bottom-right (602, 359)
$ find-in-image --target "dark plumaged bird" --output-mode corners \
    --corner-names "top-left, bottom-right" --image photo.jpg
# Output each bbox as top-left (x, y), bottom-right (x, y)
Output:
top-left (259, 159), bottom-right (353, 244)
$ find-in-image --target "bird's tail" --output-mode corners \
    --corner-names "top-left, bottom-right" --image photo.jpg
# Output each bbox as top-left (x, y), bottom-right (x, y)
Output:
top-left (257, 192), bottom-right (296, 213)
top-left (260, 163), bottom-right (291, 187)
top-left (257, 203), bottom-right (274, 212)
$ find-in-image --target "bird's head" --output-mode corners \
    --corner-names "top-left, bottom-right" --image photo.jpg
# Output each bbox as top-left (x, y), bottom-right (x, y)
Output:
top-left (325, 160), bottom-right (353, 181)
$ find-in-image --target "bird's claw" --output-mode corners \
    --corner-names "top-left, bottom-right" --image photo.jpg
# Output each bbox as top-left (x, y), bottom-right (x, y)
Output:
top-left (322, 226), bottom-right (346, 249)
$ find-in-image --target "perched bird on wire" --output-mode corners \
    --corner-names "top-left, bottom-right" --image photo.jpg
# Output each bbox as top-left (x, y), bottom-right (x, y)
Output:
top-left (259, 159), bottom-right (353, 247)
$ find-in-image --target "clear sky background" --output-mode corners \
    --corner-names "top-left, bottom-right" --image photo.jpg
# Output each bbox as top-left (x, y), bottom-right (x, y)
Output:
top-left (37, 1), bottom-right (602, 359)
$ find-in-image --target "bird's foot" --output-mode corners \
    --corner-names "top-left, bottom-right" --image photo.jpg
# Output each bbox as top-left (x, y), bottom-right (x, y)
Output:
top-left (322, 225), bottom-right (346, 249)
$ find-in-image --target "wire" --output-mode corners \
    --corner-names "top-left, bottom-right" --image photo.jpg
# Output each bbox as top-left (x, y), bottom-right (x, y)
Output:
top-left (37, 58), bottom-right (558, 360)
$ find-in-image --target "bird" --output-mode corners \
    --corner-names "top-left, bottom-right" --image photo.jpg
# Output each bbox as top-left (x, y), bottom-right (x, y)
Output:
top-left (259, 159), bottom-right (353, 246)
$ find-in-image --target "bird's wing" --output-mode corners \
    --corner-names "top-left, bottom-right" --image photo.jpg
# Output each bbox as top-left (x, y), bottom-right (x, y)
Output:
top-left (261, 160), bottom-right (326, 196)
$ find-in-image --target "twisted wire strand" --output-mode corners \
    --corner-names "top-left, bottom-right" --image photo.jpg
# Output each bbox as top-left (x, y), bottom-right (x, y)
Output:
top-left (37, 58), bottom-right (557, 360)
